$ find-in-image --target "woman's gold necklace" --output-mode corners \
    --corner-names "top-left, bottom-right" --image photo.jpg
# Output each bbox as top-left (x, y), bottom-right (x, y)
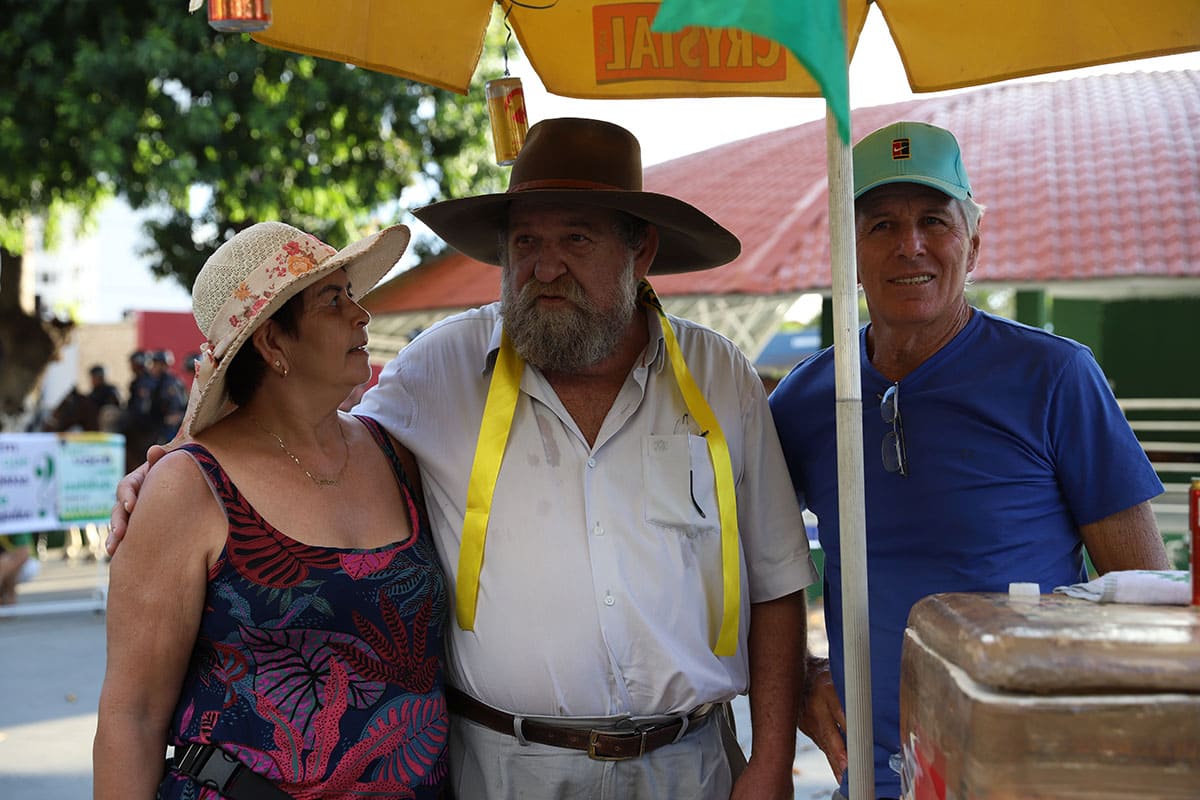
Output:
top-left (250, 415), bottom-right (349, 488)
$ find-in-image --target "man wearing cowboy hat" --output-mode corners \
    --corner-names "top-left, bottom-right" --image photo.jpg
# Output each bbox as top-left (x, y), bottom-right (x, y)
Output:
top-left (112, 117), bottom-right (817, 798)
top-left (358, 117), bottom-right (817, 799)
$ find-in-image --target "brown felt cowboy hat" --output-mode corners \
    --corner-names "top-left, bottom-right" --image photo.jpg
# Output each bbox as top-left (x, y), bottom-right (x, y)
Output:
top-left (413, 117), bottom-right (740, 273)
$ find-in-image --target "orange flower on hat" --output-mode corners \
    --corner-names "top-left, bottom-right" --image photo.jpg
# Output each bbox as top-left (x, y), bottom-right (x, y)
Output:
top-left (233, 282), bottom-right (252, 301)
top-left (286, 253), bottom-right (316, 275)
top-left (280, 239), bottom-right (317, 276)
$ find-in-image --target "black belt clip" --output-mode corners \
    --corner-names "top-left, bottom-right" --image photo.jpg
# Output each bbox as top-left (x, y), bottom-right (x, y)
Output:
top-left (176, 743), bottom-right (242, 792)
top-left (170, 743), bottom-right (292, 800)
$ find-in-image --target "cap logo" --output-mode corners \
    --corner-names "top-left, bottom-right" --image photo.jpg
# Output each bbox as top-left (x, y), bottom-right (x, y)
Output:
top-left (891, 138), bottom-right (911, 160)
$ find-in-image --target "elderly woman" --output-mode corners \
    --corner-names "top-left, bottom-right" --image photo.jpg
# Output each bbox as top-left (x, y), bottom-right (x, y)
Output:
top-left (94, 222), bottom-right (448, 799)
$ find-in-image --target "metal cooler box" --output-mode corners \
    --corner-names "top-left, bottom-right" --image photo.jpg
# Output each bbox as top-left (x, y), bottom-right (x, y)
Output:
top-left (899, 592), bottom-right (1200, 799)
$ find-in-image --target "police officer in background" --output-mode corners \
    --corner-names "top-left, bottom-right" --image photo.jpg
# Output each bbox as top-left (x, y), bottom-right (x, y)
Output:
top-left (122, 351), bottom-right (158, 471)
top-left (148, 350), bottom-right (188, 444)
top-left (88, 365), bottom-right (123, 432)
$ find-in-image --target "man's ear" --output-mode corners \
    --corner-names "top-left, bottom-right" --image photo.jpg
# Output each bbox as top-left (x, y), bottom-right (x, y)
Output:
top-left (633, 225), bottom-right (659, 281)
top-left (966, 229), bottom-right (981, 274)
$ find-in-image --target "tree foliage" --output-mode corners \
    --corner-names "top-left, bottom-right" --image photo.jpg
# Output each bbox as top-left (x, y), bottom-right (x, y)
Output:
top-left (0, 0), bottom-right (511, 288)
top-left (0, 0), bottom-right (514, 428)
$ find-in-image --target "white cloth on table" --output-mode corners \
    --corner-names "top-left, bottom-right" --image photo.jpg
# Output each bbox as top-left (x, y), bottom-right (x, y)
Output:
top-left (1053, 570), bottom-right (1190, 605)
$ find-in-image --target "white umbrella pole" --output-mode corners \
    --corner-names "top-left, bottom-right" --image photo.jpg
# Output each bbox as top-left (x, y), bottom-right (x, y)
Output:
top-left (825, 110), bottom-right (874, 800)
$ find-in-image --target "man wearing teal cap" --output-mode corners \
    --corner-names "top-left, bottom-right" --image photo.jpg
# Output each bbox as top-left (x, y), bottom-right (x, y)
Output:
top-left (770, 121), bottom-right (1169, 799)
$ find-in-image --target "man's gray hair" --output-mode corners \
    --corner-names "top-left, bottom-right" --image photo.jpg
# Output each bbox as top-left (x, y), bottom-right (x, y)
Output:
top-left (960, 197), bottom-right (985, 287)
top-left (959, 197), bottom-right (986, 236)
top-left (612, 212), bottom-right (650, 252)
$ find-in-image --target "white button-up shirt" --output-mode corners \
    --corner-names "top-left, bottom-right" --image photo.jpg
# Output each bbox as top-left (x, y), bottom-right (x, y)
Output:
top-left (358, 302), bottom-right (815, 720)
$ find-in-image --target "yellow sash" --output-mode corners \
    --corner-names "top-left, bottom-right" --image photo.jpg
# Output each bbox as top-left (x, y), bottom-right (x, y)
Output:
top-left (455, 280), bottom-right (741, 656)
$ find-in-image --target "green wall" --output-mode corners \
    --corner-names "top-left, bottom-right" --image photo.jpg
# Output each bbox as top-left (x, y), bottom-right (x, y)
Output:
top-left (1099, 299), bottom-right (1200, 397)
top-left (1051, 298), bottom-right (1106, 365)
top-left (1054, 297), bottom-right (1200, 397)
top-left (1014, 289), bottom-right (1047, 329)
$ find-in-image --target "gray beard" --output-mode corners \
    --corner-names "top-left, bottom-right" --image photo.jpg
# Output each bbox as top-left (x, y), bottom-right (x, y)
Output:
top-left (501, 264), bottom-right (639, 373)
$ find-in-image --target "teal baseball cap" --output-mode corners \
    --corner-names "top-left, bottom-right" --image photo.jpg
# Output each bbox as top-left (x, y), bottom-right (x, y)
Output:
top-left (853, 121), bottom-right (972, 200)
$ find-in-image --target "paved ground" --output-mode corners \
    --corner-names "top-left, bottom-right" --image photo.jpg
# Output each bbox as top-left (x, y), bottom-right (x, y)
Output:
top-left (0, 554), bottom-right (109, 800)
top-left (0, 554), bottom-right (838, 799)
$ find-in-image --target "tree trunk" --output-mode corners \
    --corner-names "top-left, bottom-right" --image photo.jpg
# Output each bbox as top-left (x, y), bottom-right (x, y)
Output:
top-left (0, 246), bottom-right (73, 431)
top-left (0, 243), bottom-right (25, 314)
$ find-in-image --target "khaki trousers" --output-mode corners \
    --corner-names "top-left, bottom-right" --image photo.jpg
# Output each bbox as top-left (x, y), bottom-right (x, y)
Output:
top-left (448, 710), bottom-right (734, 800)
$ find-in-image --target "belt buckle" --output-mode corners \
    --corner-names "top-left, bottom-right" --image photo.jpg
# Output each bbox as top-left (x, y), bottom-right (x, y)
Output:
top-left (175, 743), bottom-right (210, 775)
top-left (587, 729), bottom-right (646, 761)
top-left (175, 744), bottom-right (240, 791)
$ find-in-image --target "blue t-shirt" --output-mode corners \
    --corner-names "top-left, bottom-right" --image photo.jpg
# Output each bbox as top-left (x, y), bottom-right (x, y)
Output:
top-left (769, 310), bottom-right (1162, 798)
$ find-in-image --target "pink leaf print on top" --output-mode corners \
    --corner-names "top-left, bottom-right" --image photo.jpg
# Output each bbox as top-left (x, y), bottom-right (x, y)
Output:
top-left (328, 594), bottom-right (439, 693)
top-left (339, 549), bottom-right (397, 579)
top-left (246, 662), bottom-right (419, 799)
top-left (243, 627), bottom-right (384, 734)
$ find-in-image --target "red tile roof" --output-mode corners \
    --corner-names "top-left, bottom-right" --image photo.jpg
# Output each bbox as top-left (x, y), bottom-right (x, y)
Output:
top-left (364, 245), bottom-right (501, 314)
top-left (365, 69), bottom-right (1199, 315)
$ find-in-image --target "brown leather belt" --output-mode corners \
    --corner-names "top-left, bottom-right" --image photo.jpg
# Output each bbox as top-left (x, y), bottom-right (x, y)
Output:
top-left (446, 686), bottom-right (715, 761)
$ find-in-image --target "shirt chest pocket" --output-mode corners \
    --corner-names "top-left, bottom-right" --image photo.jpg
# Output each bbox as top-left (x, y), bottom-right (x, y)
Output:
top-left (643, 434), bottom-right (719, 539)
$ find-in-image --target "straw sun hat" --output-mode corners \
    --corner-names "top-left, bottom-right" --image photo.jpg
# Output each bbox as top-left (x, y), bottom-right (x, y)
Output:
top-left (181, 221), bottom-right (410, 438)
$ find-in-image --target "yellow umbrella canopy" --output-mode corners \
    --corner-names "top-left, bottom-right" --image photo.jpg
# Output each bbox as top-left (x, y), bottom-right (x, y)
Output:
top-left (256, 0), bottom-right (1198, 98)
top-left (879, 0), bottom-right (1200, 91)
top-left (254, 0), bottom-right (868, 97)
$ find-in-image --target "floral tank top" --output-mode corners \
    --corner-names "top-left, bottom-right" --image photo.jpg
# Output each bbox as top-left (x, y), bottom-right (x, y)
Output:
top-left (158, 416), bottom-right (448, 800)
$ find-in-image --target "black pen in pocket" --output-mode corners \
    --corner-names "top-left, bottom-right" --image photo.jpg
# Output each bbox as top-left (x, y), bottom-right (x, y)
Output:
top-left (689, 429), bottom-right (709, 517)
